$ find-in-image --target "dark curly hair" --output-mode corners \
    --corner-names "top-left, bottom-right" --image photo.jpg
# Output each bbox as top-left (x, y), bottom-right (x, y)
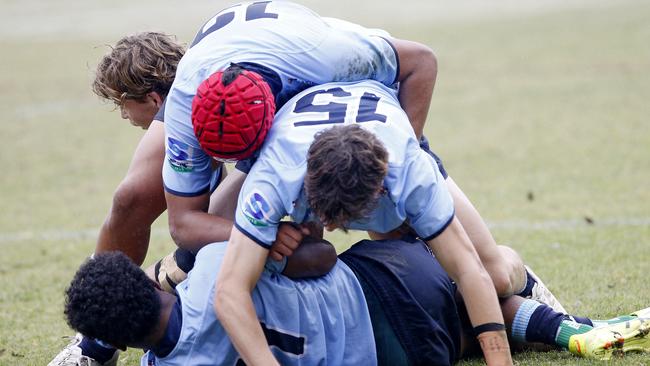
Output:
top-left (305, 125), bottom-right (388, 229)
top-left (64, 252), bottom-right (161, 346)
top-left (92, 32), bottom-right (185, 105)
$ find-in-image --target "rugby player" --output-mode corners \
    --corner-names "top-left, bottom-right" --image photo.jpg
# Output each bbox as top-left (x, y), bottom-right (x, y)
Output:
top-left (62, 236), bottom-right (650, 365)
top-left (91, 32), bottom-right (188, 266)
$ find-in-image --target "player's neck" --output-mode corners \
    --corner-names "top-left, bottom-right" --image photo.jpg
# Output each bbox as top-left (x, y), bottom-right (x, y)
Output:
top-left (144, 291), bottom-right (179, 351)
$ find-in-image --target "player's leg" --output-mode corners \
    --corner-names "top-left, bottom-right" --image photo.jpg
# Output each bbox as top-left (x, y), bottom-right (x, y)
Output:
top-left (48, 334), bottom-right (119, 366)
top-left (445, 176), bottom-right (525, 297)
top-left (449, 179), bottom-right (566, 311)
top-left (420, 137), bottom-right (564, 310)
top-left (501, 296), bottom-right (650, 360)
top-left (95, 120), bottom-right (167, 265)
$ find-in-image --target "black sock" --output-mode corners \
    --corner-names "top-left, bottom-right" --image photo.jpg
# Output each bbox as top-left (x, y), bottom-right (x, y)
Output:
top-left (516, 270), bottom-right (536, 298)
top-left (79, 337), bottom-right (116, 364)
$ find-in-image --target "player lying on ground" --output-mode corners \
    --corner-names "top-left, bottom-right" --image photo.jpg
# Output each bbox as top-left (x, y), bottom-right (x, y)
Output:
top-left (62, 236), bottom-right (650, 366)
top-left (211, 79), bottom-right (570, 364)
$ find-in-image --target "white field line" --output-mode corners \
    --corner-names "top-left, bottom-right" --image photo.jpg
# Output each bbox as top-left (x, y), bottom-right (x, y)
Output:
top-left (1, 217), bottom-right (648, 244)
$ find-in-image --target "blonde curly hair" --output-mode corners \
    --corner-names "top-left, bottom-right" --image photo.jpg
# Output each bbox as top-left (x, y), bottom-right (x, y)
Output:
top-left (92, 32), bottom-right (185, 105)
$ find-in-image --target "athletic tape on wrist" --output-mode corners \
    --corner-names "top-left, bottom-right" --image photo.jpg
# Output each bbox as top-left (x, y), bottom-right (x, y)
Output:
top-left (473, 322), bottom-right (506, 337)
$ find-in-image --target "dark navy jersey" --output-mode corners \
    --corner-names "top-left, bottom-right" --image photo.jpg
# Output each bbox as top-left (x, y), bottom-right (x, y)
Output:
top-left (340, 237), bottom-right (463, 366)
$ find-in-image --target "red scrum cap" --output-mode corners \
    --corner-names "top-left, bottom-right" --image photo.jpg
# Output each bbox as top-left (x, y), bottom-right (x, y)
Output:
top-left (191, 65), bottom-right (276, 161)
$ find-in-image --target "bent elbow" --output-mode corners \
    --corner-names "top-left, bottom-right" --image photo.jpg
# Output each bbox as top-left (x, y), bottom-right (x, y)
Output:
top-left (110, 183), bottom-right (141, 219)
top-left (417, 44), bottom-right (437, 76)
top-left (168, 214), bottom-right (188, 249)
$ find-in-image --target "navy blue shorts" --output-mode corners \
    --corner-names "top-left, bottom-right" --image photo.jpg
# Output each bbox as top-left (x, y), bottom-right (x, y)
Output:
top-left (419, 136), bottom-right (448, 179)
top-left (339, 236), bottom-right (462, 366)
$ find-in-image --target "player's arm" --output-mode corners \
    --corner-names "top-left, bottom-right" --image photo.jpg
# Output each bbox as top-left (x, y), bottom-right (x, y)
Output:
top-left (163, 96), bottom-right (238, 251)
top-left (391, 38), bottom-right (437, 139)
top-left (165, 164), bottom-right (249, 249)
top-left (165, 190), bottom-right (233, 252)
top-left (207, 167), bottom-right (247, 220)
top-left (95, 120), bottom-right (167, 264)
top-left (214, 226), bottom-right (280, 366)
top-left (426, 218), bottom-right (512, 365)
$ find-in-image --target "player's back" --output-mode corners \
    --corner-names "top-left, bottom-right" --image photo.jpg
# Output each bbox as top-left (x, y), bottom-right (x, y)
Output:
top-left (180, 1), bottom-right (326, 81)
top-left (237, 80), bottom-right (453, 243)
top-left (162, 1), bottom-right (399, 197)
top-left (144, 242), bottom-right (375, 366)
top-left (172, 1), bottom-right (396, 99)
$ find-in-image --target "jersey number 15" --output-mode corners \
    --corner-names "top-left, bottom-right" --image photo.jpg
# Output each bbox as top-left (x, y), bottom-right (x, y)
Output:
top-left (293, 87), bottom-right (388, 127)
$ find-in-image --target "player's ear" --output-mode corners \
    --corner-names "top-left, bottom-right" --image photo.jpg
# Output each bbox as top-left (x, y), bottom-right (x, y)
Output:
top-left (147, 91), bottom-right (163, 108)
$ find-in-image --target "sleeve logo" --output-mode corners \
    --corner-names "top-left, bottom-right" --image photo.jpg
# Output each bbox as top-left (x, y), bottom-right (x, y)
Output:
top-left (166, 137), bottom-right (195, 173)
top-left (243, 190), bottom-right (275, 227)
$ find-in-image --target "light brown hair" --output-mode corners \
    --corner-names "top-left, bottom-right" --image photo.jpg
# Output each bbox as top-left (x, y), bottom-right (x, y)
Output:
top-left (92, 32), bottom-right (185, 104)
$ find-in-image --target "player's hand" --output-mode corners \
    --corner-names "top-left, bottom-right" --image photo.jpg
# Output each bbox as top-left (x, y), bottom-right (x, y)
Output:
top-left (270, 222), bottom-right (310, 261)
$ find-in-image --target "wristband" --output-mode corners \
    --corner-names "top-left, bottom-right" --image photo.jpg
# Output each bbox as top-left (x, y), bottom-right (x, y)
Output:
top-left (474, 322), bottom-right (506, 336)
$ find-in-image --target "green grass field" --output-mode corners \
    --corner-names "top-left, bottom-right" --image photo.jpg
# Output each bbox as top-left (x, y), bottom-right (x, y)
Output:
top-left (1, 0), bottom-right (649, 365)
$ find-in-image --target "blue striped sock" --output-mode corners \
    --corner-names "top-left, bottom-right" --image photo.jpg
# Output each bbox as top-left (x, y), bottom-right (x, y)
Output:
top-left (511, 299), bottom-right (541, 342)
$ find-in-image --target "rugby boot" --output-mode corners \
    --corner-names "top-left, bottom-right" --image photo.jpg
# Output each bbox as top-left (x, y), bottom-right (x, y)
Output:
top-left (48, 334), bottom-right (118, 366)
top-left (525, 265), bottom-right (567, 314)
top-left (568, 317), bottom-right (650, 360)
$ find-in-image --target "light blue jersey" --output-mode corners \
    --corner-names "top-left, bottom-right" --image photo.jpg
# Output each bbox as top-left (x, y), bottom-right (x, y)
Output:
top-left (235, 81), bottom-right (454, 248)
top-left (142, 242), bottom-right (375, 366)
top-left (163, 1), bottom-right (399, 196)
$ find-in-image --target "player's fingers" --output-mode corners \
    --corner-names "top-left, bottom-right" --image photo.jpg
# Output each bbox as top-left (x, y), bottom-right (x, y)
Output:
top-left (269, 249), bottom-right (284, 261)
top-left (272, 242), bottom-right (293, 257)
top-left (277, 234), bottom-right (300, 254)
top-left (278, 226), bottom-right (304, 248)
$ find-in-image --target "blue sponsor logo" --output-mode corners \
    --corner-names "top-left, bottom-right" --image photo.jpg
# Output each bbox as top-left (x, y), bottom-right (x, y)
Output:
top-left (167, 137), bottom-right (195, 173)
top-left (244, 191), bottom-right (274, 227)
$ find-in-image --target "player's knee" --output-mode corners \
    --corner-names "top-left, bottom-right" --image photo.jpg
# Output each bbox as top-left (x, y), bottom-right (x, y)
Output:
top-left (488, 266), bottom-right (516, 298)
